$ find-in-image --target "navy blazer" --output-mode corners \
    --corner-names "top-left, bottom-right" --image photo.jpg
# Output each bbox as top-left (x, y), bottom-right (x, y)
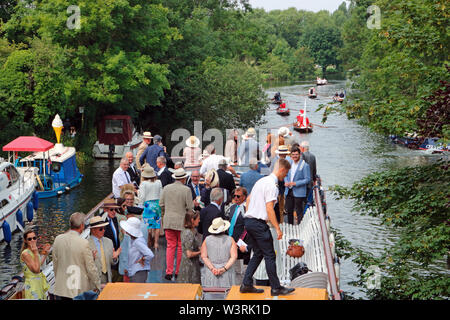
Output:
top-left (158, 167), bottom-right (174, 188)
top-left (217, 169), bottom-right (236, 193)
top-left (228, 203), bottom-right (252, 263)
top-left (104, 216), bottom-right (120, 251)
top-left (199, 203), bottom-right (224, 240)
top-left (284, 160), bottom-right (310, 198)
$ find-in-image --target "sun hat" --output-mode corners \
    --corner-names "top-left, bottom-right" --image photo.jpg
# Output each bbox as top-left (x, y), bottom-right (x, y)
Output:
top-left (89, 216), bottom-right (109, 228)
top-left (186, 135), bottom-right (200, 148)
top-left (153, 135), bottom-right (162, 143)
top-left (126, 206), bottom-right (143, 216)
top-left (205, 169), bottom-right (219, 188)
top-left (278, 127), bottom-right (290, 137)
top-left (171, 168), bottom-right (189, 180)
top-left (275, 145), bottom-right (291, 155)
top-left (119, 217), bottom-right (143, 238)
top-left (101, 199), bottom-right (120, 209)
top-left (208, 217), bottom-right (231, 234)
top-left (141, 165), bottom-right (156, 179)
top-left (242, 127), bottom-right (256, 140)
top-left (142, 132), bottom-right (152, 139)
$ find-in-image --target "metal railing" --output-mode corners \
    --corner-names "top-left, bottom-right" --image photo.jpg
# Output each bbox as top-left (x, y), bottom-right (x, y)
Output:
top-left (313, 181), bottom-right (341, 300)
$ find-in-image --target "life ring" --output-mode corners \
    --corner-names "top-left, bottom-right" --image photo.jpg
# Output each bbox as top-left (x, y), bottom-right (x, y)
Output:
top-left (27, 201), bottom-right (34, 222)
top-left (2, 221), bottom-right (12, 243)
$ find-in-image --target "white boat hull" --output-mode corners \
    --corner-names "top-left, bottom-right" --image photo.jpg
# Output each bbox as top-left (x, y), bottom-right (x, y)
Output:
top-left (92, 133), bottom-right (142, 159)
top-left (0, 166), bottom-right (38, 242)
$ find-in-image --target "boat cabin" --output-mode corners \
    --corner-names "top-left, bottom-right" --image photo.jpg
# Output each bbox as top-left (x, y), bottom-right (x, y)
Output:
top-left (97, 115), bottom-right (135, 147)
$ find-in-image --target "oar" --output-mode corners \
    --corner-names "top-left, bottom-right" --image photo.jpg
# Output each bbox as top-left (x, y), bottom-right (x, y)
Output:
top-left (311, 123), bottom-right (337, 128)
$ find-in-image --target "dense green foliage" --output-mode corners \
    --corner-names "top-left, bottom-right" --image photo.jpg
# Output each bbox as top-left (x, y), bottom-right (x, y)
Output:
top-left (331, 161), bottom-right (450, 299)
top-left (335, 0), bottom-right (449, 140)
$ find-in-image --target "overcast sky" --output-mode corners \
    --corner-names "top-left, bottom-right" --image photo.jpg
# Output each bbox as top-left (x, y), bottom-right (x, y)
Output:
top-left (247, 0), bottom-right (349, 13)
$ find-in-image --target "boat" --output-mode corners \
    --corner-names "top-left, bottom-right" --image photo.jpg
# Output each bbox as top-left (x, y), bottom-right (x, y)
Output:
top-left (3, 173), bottom-right (342, 300)
top-left (276, 106), bottom-right (290, 116)
top-left (389, 135), bottom-right (448, 153)
top-left (333, 96), bottom-right (344, 102)
top-left (0, 160), bottom-right (38, 243)
top-left (92, 115), bottom-right (142, 159)
top-left (4, 115), bottom-right (83, 199)
top-left (316, 78), bottom-right (328, 86)
top-left (293, 100), bottom-right (313, 133)
top-left (308, 88), bottom-right (317, 99)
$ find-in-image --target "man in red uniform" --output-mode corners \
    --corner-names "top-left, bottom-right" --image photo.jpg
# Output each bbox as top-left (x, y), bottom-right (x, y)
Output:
top-left (296, 110), bottom-right (309, 127)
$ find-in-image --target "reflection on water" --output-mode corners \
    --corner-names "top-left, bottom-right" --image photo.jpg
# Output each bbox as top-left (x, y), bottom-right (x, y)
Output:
top-left (0, 80), bottom-right (443, 299)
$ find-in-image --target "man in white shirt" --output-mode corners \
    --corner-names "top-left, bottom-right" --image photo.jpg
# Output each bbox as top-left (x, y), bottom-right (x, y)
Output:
top-left (240, 158), bottom-right (295, 296)
top-left (112, 157), bottom-right (132, 198)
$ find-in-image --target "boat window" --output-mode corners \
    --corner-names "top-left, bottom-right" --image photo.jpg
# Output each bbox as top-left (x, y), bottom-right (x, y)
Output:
top-left (0, 199), bottom-right (8, 209)
top-left (105, 120), bottom-right (123, 134)
top-left (51, 162), bottom-right (61, 173)
top-left (3, 165), bottom-right (19, 187)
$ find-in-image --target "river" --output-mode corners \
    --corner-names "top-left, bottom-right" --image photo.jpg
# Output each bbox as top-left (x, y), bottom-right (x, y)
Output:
top-left (0, 80), bottom-right (441, 299)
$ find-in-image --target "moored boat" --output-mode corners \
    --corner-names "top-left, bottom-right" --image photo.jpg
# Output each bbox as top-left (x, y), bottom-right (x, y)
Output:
top-left (0, 160), bottom-right (38, 243)
top-left (4, 136), bottom-right (83, 199)
top-left (389, 135), bottom-right (448, 153)
top-left (92, 115), bottom-right (142, 159)
top-left (316, 78), bottom-right (328, 85)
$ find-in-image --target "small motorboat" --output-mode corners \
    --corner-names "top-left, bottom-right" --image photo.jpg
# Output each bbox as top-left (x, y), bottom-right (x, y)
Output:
top-left (0, 160), bottom-right (38, 243)
top-left (389, 135), bottom-right (448, 153)
top-left (333, 96), bottom-right (344, 102)
top-left (316, 77), bottom-right (328, 85)
top-left (92, 115), bottom-right (142, 159)
top-left (4, 115), bottom-right (83, 199)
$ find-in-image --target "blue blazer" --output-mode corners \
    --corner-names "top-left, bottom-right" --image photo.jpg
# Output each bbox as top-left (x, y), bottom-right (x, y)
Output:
top-left (284, 160), bottom-right (310, 197)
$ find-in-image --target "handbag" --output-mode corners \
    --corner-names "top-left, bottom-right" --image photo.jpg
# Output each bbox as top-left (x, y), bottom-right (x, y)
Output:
top-left (286, 240), bottom-right (305, 258)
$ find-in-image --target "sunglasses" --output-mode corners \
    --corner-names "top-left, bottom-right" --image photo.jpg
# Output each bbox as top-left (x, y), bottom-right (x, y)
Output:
top-left (27, 236), bottom-right (37, 241)
top-left (97, 227), bottom-right (105, 231)
top-left (233, 194), bottom-right (242, 198)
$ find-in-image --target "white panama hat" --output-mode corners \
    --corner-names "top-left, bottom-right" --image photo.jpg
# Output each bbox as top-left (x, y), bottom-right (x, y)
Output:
top-left (186, 135), bottom-right (200, 148)
top-left (208, 217), bottom-right (231, 234)
top-left (119, 217), bottom-right (143, 238)
top-left (278, 127), bottom-right (290, 137)
top-left (171, 168), bottom-right (189, 180)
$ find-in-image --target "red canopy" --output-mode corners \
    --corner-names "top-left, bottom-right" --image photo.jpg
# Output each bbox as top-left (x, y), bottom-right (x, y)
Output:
top-left (2, 136), bottom-right (54, 152)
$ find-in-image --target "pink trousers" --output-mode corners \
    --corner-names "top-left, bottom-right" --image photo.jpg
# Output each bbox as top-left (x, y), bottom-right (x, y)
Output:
top-left (165, 229), bottom-right (182, 275)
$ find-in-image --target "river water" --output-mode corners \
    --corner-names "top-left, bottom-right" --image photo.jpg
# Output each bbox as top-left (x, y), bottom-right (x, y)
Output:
top-left (0, 80), bottom-right (442, 299)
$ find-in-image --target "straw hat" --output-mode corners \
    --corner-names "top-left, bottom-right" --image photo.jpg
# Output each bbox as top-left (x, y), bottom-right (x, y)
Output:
top-left (119, 217), bottom-right (143, 238)
top-left (101, 199), bottom-right (120, 209)
top-left (89, 216), bottom-right (109, 228)
top-left (143, 132), bottom-right (153, 139)
top-left (208, 217), bottom-right (231, 234)
top-left (141, 165), bottom-right (156, 179)
top-left (242, 127), bottom-right (256, 140)
top-left (278, 127), bottom-right (290, 137)
top-left (171, 168), bottom-right (189, 180)
top-left (186, 135), bottom-right (200, 148)
top-left (205, 169), bottom-right (219, 188)
top-left (275, 145), bottom-right (291, 155)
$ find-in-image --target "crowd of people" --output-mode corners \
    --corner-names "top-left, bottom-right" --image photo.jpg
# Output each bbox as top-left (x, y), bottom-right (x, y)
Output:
top-left (20, 127), bottom-right (317, 299)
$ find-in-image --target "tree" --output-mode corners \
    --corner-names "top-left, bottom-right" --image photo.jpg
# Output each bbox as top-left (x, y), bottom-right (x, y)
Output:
top-left (3, 0), bottom-right (179, 132)
top-left (331, 161), bottom-right (450, 299)
top-left (299, 23), bottom-right (342, 75)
